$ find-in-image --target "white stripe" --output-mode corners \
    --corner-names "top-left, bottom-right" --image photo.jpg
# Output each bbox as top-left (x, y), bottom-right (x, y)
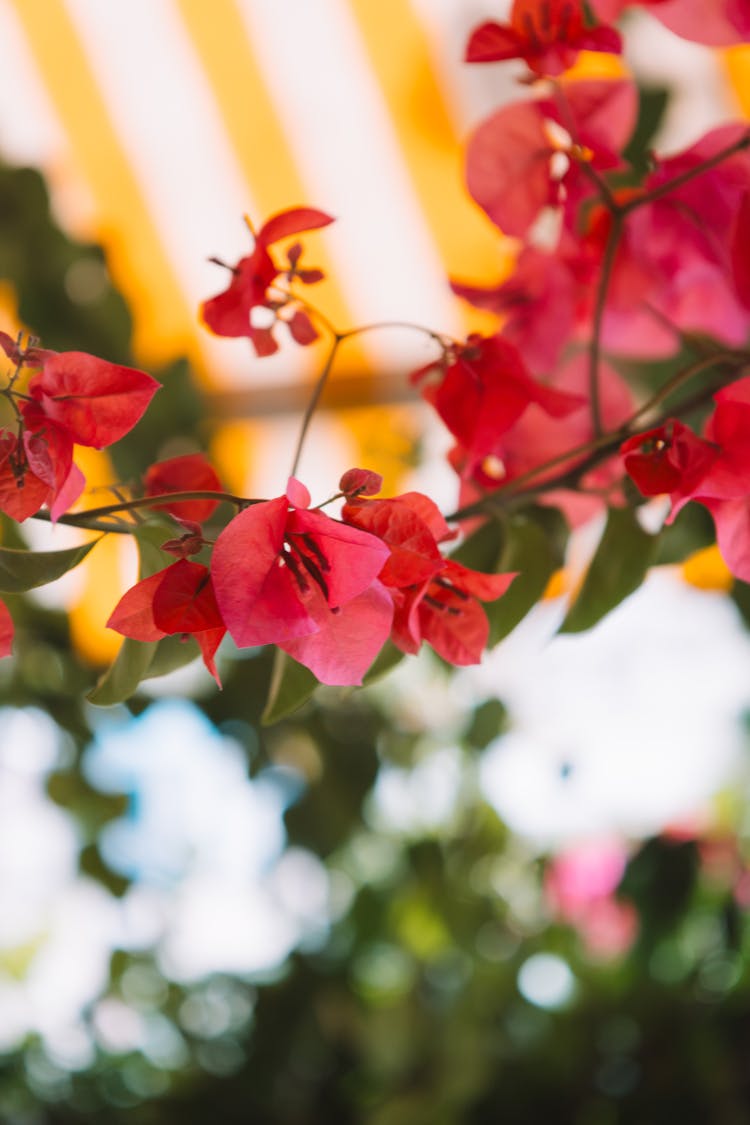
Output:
top-left (236, 0), bottom-right (463, 370)
top-left (0, 1), bottom-right (96, 233)
top-left (408, 0), bottom-right (519, 131)
top-left (62, 0), bottom-right (306, 387)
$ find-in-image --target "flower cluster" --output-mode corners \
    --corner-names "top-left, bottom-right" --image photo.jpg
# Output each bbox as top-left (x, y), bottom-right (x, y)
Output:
top-left (201, 206), bottom-right (333, 357)
top-left (623, 377), bottom-right (750, 582)
top-left (409, 0), bottom-right (750, 534)
top-left (106, 473), bottom-right (517, 686)
top-left (1, 0), bottom-right (750, 709)
top-left (0, 332), bottom-right (159, 522)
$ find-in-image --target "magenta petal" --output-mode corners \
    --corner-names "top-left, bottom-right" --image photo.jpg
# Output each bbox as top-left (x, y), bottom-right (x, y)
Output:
top-left (195, 627), bottom-right (226, 687)
top-left (466, 100), bottom-right (552, 238)
top-left (258, 207), bottom-right (335, 246)
top-left (287, 508), bottom-right (391, 606)
top-left (212, 496), bottom-right (317, 645)
top-left (107, 571), bottom-right (168, 642)
top-left (286, 477), bottom-right (311, 508)
top-left (706, 498), bottom-right (750, 582)
top-left (49, 461), bottom-right (86, 522)
top-left (0, 597), bottom-right (13, 658)
top-left (465, 22), bottom-right (523, 62)
top-left (441, 560), bottom-right (517, 602)
top-left (281, 581), bottom-right (394, 686)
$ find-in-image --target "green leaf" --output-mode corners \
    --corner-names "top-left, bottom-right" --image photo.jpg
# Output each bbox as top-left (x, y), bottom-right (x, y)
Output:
top-left (144, 634), bottom-right (201, 680)
top-left (363, 641), bottom-right (405, 686)
top-left (561, 506), bottom-right (657, 634)
top-left (87, 637), bottom-right (157, 706)
top-left (261, 650), bottom-right (319, 725)
top-left (465, 699), bottom-right (508, 750)
top-left (132, 519), bottom-right (176, 578)
top-left (449, 519), bottom-right (505, 572)
top-left (486, 517), bottom-right (558, 645)
top-left (652, 502), bottom-right (715, 566)
top-left (0, 537), bottom-right (100, 593)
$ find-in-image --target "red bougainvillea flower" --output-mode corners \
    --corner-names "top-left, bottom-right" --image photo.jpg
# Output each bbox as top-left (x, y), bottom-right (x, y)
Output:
top-left (699, 377), bottom-right (750, 497)
top-left (18, 399), bottom-right (86, 521)
top-left (412, 334), bottom-right (583, 473)
top-left (466, 0), bottom-right (622, 77)
top-left (107, 559), bottom-right (225, 686)
top-left (0, 597), bottom-right (12, 659)
top-left (23, 350), bottom-right (159, 450)
top-left (201, 207), bottom-right (334, 357)
top-left (622, 380), bottom-right (750, 582)
top-left (731, 191), bottom-right (750, 309)
top-left (0, 334), bottom-right (159, 519)
top-left (159, 520), bottom-right (207, 559)
top-left (343, 491), bottom-right (516, 665)
top-left (339, 467), bottom-right (384, 500)
top-left (589, 0), bottom-right (750, 46)
top-left (621, 420), bottom-right (719, 508)
top-left (211, 477), bottom-right (392, 685)
top-left (0, 429), bottom-right (55, 521)
top-left (624, 380), bottom-right (750, 514)
top-left (143, 453), bottom-right (223, 523)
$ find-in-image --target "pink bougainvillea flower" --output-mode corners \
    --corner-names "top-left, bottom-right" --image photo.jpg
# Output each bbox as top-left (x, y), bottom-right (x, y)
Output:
top-left (589, 0), bottom-right (750, 46)
top-left (143, 453), bottom-right (223, 523)
top-left (466, 0), bottom-right (622, 77)
top-left (451, 353), bottom-right (635, 528)
top-left (0, 597), bottom-right (12, 659)
top-left (412, 334), bottom-right (583, 473)
top-left (343, 491), bottom-right (516, 665)
top-left (211, 478), bottom-right (392, 685)
top-left (452, 247), bottom-right (577, 373)
top-left (466, 77), bottom-right (637, 238)
top-left (23, 351), bottom-right (159, 449)
top-left (107, 559), bottom-right (225, 686)
top-left (545, 841), bottom-right (637, 959)
top-left (612, 124), bottom-right (750, 351)
top-left (201, 207), bottom-right (334, 357)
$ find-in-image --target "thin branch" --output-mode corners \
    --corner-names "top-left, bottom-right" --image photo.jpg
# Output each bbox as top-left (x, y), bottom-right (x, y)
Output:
top-left (290, 335), bottom-right (343, 478)
top-left (619, 130), bottom-right (750, 215)
top-left (588, 210), bottom-right (623, 437)
top-left (446, 350), bottom-right (750, 522)
top-left (63, 489), bottom-right (253, 521)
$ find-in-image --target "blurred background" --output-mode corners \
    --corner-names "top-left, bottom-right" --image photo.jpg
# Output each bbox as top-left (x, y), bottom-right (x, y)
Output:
top-left (2, 1), bottom-right (750, 1122)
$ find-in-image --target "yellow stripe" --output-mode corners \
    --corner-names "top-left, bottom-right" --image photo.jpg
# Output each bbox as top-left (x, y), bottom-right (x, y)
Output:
top-left (348, 0), bottom-right (513, 337)
top-left (178, 0), bottom-right (369, 372)
top-left (11, 0), bottom-right (198, 371)
top-left (725, 45), bottom-right (750, 116)
top-left (682, 545), bottom-right (733, 592)
top-left (179, 0), bottom-right (413, 493)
